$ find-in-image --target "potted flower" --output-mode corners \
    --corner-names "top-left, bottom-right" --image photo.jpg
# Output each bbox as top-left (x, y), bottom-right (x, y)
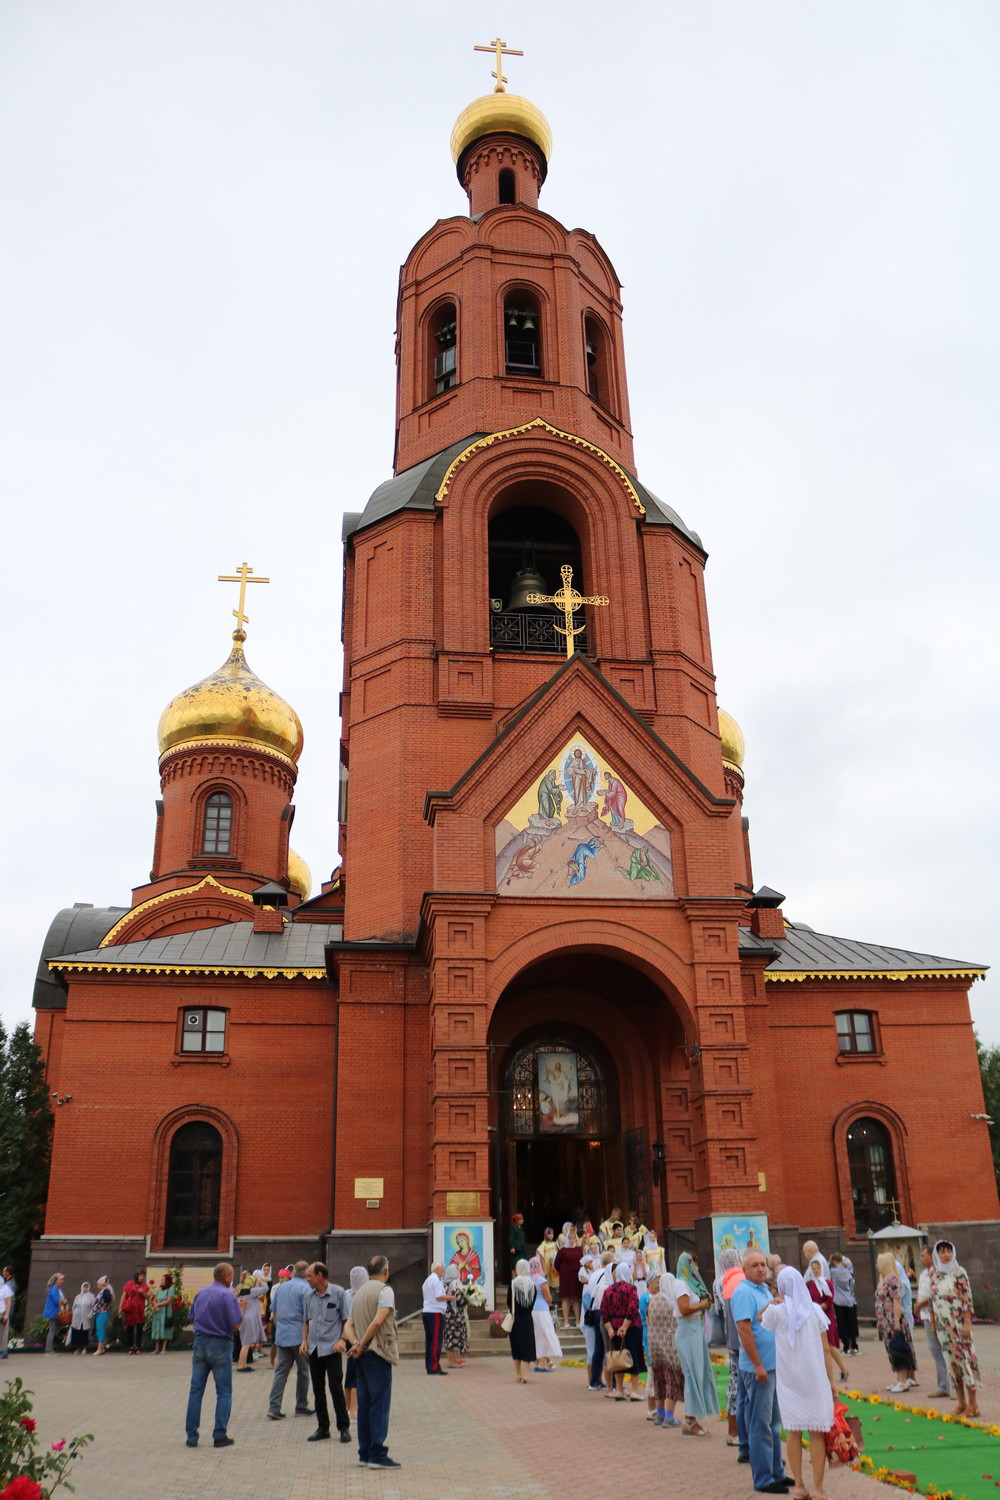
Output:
top-left (464, 1284), bottom-right (488, 1320)
top-left (487, 1310), bottom-right (508, 1340)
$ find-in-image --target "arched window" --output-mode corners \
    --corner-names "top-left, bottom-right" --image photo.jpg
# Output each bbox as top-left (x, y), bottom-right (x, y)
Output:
top-left (504, 291), bottom-right (541, 377)
top-left (164, 1121), bottom-right (222, 1247)
top-left (202, 792), bottom-right (232, 855)
top-left (846, 1117), bottom-right (899, 1234)
top-left (488, 504), bottom-right (585, 654)
top-left (428, 302), bottom-right (457, 398)
top-left (504, 1040), bottom-right (610, 1138)
top-left (584, 315), bottom-right (611, 407)
top-left (499, 167), bottom-right (516, 205)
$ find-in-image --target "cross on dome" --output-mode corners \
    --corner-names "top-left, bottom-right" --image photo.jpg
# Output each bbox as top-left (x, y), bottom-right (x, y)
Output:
top-left (217, 560), bottom-right (269, 637)
top-left (473, 36), bottom-right (524, 93)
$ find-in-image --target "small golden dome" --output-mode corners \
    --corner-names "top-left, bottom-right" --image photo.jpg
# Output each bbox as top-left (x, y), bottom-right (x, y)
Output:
top-left (287, 848), bottom-right (312, 901)
top-left (158, 633), bottom-right (304, 765)
top-left (718, 707), bottom-right (746, 773)
top-left (450, 93), bottom-right (552, 168)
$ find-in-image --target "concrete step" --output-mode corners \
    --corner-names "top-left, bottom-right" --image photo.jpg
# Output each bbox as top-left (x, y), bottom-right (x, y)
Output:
top-left (396, 1313), bottom-right (589, 1361)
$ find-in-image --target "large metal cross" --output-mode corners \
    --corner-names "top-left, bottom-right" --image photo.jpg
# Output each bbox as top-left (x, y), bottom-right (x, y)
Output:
top-left (526, 564), bottom-right (609, 659)
top-left (217, 561), bottom-right (269, 635)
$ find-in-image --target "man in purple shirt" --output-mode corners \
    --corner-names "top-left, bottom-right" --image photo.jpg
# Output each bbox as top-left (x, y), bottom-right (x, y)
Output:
top-left (185, 1262), bottom-right (243, 1448)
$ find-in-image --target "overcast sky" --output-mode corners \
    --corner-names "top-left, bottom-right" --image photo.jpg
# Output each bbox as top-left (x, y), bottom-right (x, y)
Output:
top-left (2, 1), bottom-right (998, 1043)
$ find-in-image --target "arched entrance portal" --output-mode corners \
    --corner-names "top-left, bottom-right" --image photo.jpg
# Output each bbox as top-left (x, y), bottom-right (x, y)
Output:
top-left (489, 950), bottom-right (688, 1249)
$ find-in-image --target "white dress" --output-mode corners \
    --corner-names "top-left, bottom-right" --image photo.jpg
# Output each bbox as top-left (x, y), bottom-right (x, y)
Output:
top-left (531, 1283), bottom-right (563, 1360)
top-left (760, 1302), bottom-right (834, 1432)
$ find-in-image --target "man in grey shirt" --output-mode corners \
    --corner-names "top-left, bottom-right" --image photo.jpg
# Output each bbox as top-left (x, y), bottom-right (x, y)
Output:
top-left (266, 1262), bottom-right (314, 1419)
top-left (299, 1262), bottom-right (351, 1443)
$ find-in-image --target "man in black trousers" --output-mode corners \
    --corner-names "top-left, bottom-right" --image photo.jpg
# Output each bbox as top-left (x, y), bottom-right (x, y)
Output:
top-left (300, 1262), bottom-right (351, 1444)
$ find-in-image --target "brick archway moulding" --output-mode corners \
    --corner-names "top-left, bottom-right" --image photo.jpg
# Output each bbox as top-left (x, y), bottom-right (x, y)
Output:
top-left (486, 919), bottom-right (697, 1038)
top-left (148, 1104), bottom-right (239, 1254)
top-left (831, 1100), bottom-right (912, 1239)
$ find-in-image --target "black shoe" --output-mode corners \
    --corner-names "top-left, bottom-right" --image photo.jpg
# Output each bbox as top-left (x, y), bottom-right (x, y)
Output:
top-left (213, 1436), bottom-right (235, 1448)
top-left (186, 1439), bottom-right (198, 1448)
top-left (265, 1412), bottom-right (286, 1420)
top-left (368, 1458), bottom-right (401, 1468)
top-left (307, 1430), bottom-right (330, 1442)
top-left (427, 1368), bottom-right (448, 1375)
top-left (339, 1430), bottom-right (351, 1444)
top-left (294, 1407), bottom-right (314, 1416)
top-left (737, 1452), bottom-right (750, 1463)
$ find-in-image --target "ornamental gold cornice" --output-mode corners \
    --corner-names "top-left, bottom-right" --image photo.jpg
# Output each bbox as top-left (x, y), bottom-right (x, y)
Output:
top-left (48, 960), bottom-right (325, 980)
top-left (434, 419), bottom-right (645, 514)
top-left (98, 876), bottom-right (254, 947)
top-left (158, 737), bottom-right (297, 772)
top-left (765, 968), bottom-right (986, 983)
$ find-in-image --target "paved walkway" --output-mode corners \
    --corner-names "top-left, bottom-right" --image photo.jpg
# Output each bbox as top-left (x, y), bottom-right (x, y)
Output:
top-left (7, 1325), bottom-right (999, 1500)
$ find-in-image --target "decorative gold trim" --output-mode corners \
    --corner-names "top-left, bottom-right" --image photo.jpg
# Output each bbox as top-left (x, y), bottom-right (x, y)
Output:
top-left (766, 968), bottom-right (986, 983)
top-left (158, 735), bottom-right (297, 771)
top-left (99, 876), bottom-right (255, 947)
top-left (434, 419), bottom-right (645, 514)
top-left (49, 960), bottom-right (326, 980)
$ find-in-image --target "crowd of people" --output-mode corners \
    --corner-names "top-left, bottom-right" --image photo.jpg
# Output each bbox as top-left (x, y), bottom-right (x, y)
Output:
top-left (12, 1219), bottom-right (986, 1484)
top-left (502, 1214), bottom-right (985, 1497)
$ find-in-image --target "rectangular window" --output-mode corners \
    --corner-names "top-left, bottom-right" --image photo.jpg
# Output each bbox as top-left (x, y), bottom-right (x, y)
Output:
top-left (836, 1011), bottom-right (876, 1054)
top-left (181, 1008), bottom-right (227, 1053)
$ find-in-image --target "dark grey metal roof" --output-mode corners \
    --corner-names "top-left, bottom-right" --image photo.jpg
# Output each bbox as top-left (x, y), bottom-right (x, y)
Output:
top-left (740, 921), bottom-right (987, 978)
top-left (344, 435), bottom-right (704, 550)
top-left (47, 920), bottom-right (343, 977)
top-left (34, 904), bottom-right (129, 1010)
top-left (344, 438), bottom-right (476, 540)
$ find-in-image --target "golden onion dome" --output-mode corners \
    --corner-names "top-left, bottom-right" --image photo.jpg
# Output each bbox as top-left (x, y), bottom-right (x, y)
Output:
top-left (450, 93), bottom-right (552, 169)
top-left (287, 848), bottom-right (312, 901)
top-left (718, 707), bottom-right (746, 773)
top-left (157, 632), bottom-right (304, 765)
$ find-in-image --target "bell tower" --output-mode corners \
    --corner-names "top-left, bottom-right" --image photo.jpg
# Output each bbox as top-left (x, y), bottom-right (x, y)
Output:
top-left (330, 48), bottom-right (758, 1244)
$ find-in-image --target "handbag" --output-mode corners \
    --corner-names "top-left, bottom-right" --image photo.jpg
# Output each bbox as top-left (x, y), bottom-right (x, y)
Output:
top-left (500, 1311), bottom-right (514, 1333)
top-left (55, 1308), bottom-right (72, 1327)
top-left (887, 1328), bottom-right (911, 1367)
top-left (605, 1346), bottom-right (633, 1373)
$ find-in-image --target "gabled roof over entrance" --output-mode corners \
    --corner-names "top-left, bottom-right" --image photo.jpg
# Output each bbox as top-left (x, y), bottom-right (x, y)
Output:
top-left (741, 920), bottom-right (987, 981)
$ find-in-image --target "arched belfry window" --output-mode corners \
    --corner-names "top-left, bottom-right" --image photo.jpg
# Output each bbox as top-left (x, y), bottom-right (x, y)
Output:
top-left (584, 315), bottom-right (611, 408)
top-left (164, 1121), bottom-right (222, 1247)
top-left (846, 1117), bottom-right (899, 1234)
top-left (499, 167), bottom-right (516, 205)
top-left (504, 1040), bottom-right (610, 1139)
top-left (488, 504), bottom-right (585, 654)
top-left (505, 291), bottom-right (541, 377)
top-left (429, 302), bottom-right (457, 397)
top-left (202, 792), bottom-right (232, 855)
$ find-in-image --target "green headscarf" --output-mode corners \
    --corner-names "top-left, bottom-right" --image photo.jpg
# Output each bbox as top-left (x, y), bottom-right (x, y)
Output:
top-left (676, 1250), bottom-right (710, 1301)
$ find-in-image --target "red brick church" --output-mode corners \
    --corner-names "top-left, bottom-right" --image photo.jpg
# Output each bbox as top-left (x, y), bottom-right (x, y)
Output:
top-left (30, 63), bottom-right (997, 1311)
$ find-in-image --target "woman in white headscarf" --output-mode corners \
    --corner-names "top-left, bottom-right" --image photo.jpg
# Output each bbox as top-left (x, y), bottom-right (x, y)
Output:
top-left (761, 1267), bottom-right (836, 1500)
top-left (930, 1240), bottom-right (981, 1418)
top-left (236, 1270), bottom-right (267, 1371)
top-left (70, 1282), bottom-right (95, 1354)
top-left (506, 1260), bottom-right (537, 1383)
top-left (805, 1257), bottom-right (849, 1383)
top-left (644, 1272), bottom-right (685, 1426)
top-left (527, 1255), bottom-right (562, 1372)
top-left (442, 1262), bottom-right (471, 1367)
top-left (344, 1266), bottom-right (369, 1411)
top-left (91, 1276), bottom-right (114, 1356)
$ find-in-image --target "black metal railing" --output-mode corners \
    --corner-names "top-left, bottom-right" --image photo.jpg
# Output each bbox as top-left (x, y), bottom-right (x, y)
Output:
top-left (490, 610), bottom-right (588, 654)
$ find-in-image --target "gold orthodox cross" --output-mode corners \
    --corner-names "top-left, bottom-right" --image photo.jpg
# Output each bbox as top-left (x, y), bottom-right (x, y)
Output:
top-left (527, 564), bottom-right (609, 659)
top-left (217, 561), bottom-right (269, 634)
top-left (474, 36), bottom-right (523, 93)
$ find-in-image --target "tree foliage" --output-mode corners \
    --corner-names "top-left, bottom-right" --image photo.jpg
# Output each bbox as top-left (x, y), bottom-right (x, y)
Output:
top-left (976, 1037), bottom-right (1000, 1187)
top-left (0, 1024), bottom-right (53, 1329)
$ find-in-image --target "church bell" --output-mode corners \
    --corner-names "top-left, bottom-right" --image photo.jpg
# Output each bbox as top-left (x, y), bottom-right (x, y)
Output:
top-left (507, 566), bottom-right (549, 610)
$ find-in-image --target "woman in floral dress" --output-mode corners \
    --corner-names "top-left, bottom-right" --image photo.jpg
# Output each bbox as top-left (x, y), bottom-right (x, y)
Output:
top-left (874, 1252), bottom-right (917, 1392)
top-left (930, 1240), bottom-right (981, 1418)
top-left (442, 1264), bottom-right (470, 1366)
top-left (644, 1273), bottom-right (685, 1426)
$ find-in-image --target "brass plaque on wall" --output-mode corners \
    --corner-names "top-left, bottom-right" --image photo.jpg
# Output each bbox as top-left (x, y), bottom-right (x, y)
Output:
top-left (354, 1177), bottom-right (384, 1198)
top-left (445, 1191), bottom-right (480, 1216)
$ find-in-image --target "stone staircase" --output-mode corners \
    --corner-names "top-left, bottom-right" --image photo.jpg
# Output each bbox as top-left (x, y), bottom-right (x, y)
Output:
top-left (396, 1299), bottom-right (589, 1362)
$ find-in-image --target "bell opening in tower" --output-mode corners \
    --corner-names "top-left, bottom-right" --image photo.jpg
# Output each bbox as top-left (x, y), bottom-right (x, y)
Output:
top-left (429, 302), bottom-right (458, 398)
top-left (488, 502), bottom-right (584, 654)
top-left (504, 292), bottom-right (541, 376)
